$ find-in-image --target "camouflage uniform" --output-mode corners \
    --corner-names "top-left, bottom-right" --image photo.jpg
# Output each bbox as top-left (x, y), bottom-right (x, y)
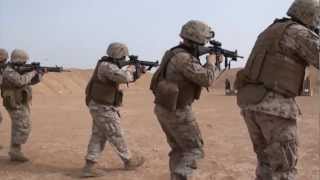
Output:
top-left (151, 20), bottom-right (217, 180)
top-left (235, 1), bottom-right (319, 179)
top-left (83, 43), bottom-right (144, 178)
top-left (85, 61), bottom-right (133, 163)
top-left (1, 49), bottom-right (41, 162)
top-left (2, 66), bottom-right (37, 144)
top-left (154, 50), bottom-right (216, 179)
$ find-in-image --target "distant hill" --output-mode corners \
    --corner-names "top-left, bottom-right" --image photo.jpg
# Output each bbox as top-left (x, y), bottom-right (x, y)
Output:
top-left (33, 69), bottom-right (92, 96)
top-left (33, 67), bottom-right (318, 96)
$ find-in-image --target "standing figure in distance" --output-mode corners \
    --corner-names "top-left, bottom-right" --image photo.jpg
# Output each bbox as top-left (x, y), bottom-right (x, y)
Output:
top-left (1, 49), bottom-right (44, 162)
top-left (82, 42), bottom-right (145, 178)
top-left (235, 0), bottom-right (319, 179)
top-left (0, 48), bottom-right (9, 150)
top-left (225, 78), bottom-right (231, 95)
top-left (150, 20), bottom-right (221, 180)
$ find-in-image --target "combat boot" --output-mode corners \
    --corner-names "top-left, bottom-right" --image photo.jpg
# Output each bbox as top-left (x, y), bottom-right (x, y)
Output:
top-left (9, 144), bottom-right (29, 162)
top-left (124, 153), bottom-right (145, 170)
top-left (81, 160), bottom-right (104, 178)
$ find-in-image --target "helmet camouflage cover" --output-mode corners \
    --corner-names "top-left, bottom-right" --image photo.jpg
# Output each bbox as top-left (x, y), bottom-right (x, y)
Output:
top-left (106, 42), bottom-right (129, 59)
top-left (180, 20), bottom-right (213, 45)
top-left (0, 48), bottom-right (8, 62)
top-left (11, 49), bottom-right (29, 64)
top-left (287, 0), bottom-right (320, 30)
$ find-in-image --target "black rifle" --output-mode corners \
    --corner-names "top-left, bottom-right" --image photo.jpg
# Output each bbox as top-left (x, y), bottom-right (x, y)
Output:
top-left (199, 40), bottom-right (244, 80)
top-left (11, 62), bottom-right (68, 74)
top-left (117, 55), bottom-right (159, 71)
top-left (199, 40), bottom-right (244, 61)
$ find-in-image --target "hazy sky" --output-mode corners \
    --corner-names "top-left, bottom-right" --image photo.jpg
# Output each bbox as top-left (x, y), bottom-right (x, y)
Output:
top-left (0, 0), bottom-right (294, 68)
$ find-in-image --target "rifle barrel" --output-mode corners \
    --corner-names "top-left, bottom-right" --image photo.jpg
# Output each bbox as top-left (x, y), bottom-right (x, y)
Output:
top-left (199, 46), bottom-right (243, 60)
top-left (42, 66), bottom-right (64, 72)
top-left (13, 63), bottom-right (66, 73)
top-left (138, 60), bottom-right (159, 66)
top-left (118, 59), bottom-right (159, 70)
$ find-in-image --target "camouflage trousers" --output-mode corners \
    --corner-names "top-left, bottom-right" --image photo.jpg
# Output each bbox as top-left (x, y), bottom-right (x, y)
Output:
top-left (241, 110), bottom-right (298, 180)
top-left (85, 102), bottom-right (131, 163)
top-left (154, 105), bottom-right (204, 179)
top-left (6, 104), bottom-right (31, 145)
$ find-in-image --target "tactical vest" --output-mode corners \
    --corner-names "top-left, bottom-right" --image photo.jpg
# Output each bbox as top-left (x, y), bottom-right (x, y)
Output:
top-left (240, 19), bottom-right (307, 98)
top-left (1, 65), bottom-right (32, 109)
top-left (150, 45), bottom-right (202, 110)
top-left (85, 59), bottom-right (122, 106)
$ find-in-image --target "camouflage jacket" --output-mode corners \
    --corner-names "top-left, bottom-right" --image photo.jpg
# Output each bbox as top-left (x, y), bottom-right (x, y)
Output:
top-left (96, 61), bottom-right (133, 84)
top-left (166, 51), bottom-right (216, 88)
top-left (88, 61), bottom-right (134, 108)
top-left (242, 24), bottom-right (319, 120)
top-left (2, 66), bottom-right (37, 89)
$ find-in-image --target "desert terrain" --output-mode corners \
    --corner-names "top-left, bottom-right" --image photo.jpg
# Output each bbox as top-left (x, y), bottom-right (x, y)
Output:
top-left (0, 69), bottom-right (318, 180)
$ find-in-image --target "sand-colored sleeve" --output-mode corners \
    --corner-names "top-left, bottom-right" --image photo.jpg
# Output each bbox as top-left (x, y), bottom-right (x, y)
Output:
top-left (3, 67), bottom-right (37, 87)
top-left (97, 62), bottom-right (133, 84)
top-left (172, 52), bottom-right (215, 87)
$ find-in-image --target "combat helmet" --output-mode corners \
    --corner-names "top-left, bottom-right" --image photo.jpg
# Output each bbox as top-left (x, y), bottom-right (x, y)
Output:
top-left (180, 20), bottom-right (213, 45)
top-left (106, 42), bottom-right (129, 59)
top-left (11, 49), bottom-right (29, 64)
top-left (0, 49), bottom-right (8, 62)
top-left (287, 0), bottom-right (320, 30)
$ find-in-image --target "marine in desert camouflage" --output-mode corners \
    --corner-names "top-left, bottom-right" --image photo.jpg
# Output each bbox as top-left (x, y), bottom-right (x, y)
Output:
top-left (235, 0), bottom-right (319, 179)
top-left (1, 49), bottom-right (45, 162)
top-left (82, 42), bottom-right (145, 178)
top-left (150, 20), bottom-right (221, 180)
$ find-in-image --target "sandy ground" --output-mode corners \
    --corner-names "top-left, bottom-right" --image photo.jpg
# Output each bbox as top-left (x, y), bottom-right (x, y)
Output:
top-left (0, 71), bottom-right (318, 180)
